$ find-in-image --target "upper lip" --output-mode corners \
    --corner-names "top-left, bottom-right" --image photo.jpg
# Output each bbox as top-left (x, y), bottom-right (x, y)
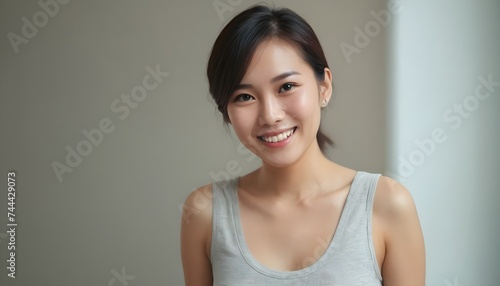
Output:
top-left (258, 127), bottom-right (296, 137)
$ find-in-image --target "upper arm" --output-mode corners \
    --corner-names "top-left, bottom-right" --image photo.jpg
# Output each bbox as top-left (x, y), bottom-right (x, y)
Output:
top-left (374, 176), bottom-right (426, 286)
top-left (180, 184), bottom-right (213, 286)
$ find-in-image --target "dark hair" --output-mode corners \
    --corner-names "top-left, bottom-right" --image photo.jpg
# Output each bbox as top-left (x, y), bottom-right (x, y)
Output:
top-left (207, 5), bottom-right (333, 152)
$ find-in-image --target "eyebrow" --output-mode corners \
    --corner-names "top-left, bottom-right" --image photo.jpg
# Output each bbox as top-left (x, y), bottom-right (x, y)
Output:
top-left (235, 71), bottom-right (301, 91)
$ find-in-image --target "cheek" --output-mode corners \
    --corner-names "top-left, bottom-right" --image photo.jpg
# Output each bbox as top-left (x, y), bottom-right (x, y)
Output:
top-left (285, 89), bottom-right (320, 120)
top-left (227, 107), bottom-right (256, 136)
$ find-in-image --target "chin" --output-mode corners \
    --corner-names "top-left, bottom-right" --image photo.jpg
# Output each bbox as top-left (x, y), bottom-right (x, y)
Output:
top-left (257, 149), bottom-right (304, 168)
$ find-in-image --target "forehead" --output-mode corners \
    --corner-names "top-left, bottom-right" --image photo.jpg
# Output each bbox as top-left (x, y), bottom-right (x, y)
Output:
top-left (241, 38), bottom-right (311, 83)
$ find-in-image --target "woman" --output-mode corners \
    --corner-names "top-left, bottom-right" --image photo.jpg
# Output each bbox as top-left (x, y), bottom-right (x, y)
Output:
top-left (181, 5), bottom-right (425, 286)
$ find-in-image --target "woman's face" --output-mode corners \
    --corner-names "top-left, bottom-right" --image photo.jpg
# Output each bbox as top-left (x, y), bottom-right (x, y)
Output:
top-left (227, 39), bottom-right (332, 167)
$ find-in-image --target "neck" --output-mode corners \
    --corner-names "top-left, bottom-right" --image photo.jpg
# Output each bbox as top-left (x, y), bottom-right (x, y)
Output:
top-left (255, 141), bottom-right (336, 201)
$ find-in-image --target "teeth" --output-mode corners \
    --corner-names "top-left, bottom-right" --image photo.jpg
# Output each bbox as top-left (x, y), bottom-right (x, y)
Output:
top-left (260, 128), bottom-right (295, 143)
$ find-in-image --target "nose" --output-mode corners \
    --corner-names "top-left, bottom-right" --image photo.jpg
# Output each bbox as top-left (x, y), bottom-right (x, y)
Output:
top-left (258, 94), bottom-right (285, 126)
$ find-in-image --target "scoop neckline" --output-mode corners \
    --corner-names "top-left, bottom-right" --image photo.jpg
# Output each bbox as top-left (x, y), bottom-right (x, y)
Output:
top-left (230, 171), bottom-right (360, 279)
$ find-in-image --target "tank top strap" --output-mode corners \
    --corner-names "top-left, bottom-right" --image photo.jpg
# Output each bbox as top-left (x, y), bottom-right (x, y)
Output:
top-left (210, 178), bottom-right (238, 263)
top-left (335, 171), bottom-right (382, 281)
top-left (346, 171), bottom-right (381, 204)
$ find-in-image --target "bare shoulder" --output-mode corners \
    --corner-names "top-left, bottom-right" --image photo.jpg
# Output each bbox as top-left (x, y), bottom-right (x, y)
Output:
top-left (180, 183), bottom-right (214, 285)
top-left (181, 183), bottom-right (213, 226)
top-left (180, 183), bottom-right (213, 261)
top-left (372, 175), bottom-right (418, 221)
top-left (372, 175), bottom-right (426, 285)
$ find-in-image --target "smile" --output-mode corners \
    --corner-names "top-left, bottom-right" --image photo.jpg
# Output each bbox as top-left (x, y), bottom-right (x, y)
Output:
top-left (258, 127), bottom-right (296, 143)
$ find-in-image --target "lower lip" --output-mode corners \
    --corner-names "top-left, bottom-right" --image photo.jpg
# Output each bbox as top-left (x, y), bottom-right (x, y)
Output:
top-left (258, 128), bottom-right (296, 148)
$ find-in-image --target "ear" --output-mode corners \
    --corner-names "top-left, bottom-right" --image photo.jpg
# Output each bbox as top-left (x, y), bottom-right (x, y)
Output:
top-left (319, 67), bottom-right (333, 103)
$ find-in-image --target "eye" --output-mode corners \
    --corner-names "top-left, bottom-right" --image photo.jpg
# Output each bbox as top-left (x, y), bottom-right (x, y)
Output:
top-left (279, 83), bottom-right (295, 93)
top-left (234, 93), bottom-right (254, 102)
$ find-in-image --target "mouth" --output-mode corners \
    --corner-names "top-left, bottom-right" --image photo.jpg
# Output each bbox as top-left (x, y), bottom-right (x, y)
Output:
top-left (258, 127), bottom-right (297, 143)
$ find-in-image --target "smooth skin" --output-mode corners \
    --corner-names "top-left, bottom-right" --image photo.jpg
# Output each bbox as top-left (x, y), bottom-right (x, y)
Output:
top-left (181, 39), bottom-right (425, 285)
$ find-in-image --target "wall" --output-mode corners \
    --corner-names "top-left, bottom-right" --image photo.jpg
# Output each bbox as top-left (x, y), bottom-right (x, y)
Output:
top-left (1, 0), bottom-right (392, 285)
top-left (388, 0), bottom-right (500, 285)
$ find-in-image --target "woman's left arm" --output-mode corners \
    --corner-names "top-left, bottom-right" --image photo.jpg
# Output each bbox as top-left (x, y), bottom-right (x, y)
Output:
top-left (375, 176), bottom-right (426, 286)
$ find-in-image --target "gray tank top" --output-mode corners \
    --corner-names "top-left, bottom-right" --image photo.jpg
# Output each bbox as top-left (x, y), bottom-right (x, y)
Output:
top-left (210, 171), bottom-right (383, 286)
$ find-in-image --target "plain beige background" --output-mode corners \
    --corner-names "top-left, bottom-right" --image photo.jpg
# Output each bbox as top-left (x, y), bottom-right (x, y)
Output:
top-left (0, 0), bottom-right (498, 285)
